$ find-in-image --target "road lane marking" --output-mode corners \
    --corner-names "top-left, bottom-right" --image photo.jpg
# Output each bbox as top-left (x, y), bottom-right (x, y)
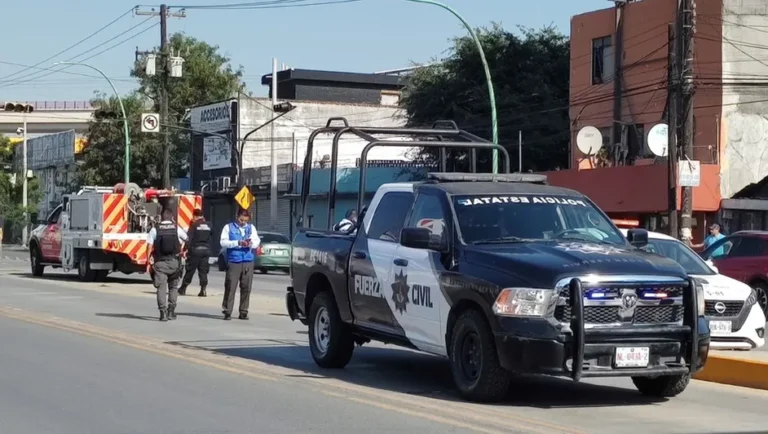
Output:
top-left (0, 304), bottom-right (580, 434)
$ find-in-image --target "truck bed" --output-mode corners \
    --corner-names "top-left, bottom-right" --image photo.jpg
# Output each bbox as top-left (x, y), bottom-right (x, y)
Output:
top-left (291, 229), bottom-right (356, 322)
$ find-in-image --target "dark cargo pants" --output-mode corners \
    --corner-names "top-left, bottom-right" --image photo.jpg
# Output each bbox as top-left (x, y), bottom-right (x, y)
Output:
top-left (180, 248), bottom-right (210, 291)
top-left (154, 256), bottom-right (182, 311)
top-left (222, 261), bottom-right (253, 315)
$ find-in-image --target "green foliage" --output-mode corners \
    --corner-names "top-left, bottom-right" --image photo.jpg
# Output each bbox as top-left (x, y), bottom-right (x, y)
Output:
top-left (0, 134), bottom-right (13, 167)
top-left (0, 169), bottom-right (43, 242)
top-left (79, 33), bottom-right (245, 187)
top-left (400, 24), bottom-right (570, 172)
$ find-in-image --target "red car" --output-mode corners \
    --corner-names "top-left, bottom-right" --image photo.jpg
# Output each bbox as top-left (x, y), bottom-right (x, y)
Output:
top-left (700, 230), bottom-right (768, 316)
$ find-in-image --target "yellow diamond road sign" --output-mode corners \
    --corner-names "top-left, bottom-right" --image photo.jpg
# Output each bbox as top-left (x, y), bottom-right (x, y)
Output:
top-left (235, 185), bottom-right (254, 210)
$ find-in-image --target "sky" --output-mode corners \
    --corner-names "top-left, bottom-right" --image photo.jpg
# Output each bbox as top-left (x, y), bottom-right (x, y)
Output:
top-left (0, 0), bottom-right (611, 102)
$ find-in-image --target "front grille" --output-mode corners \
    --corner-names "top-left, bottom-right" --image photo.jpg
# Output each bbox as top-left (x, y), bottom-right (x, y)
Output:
top-left (705, 300), bottom-right (744, 317)
top-left (555, 305), bottom-right (683, 324)
top-left (555, 281), bottom-right (687, 325)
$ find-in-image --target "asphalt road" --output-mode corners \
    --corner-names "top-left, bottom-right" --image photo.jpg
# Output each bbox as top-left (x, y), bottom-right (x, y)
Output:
top-left (0, 316), bottom-right (462, 434)
top-left (2, 259), bottom-right (768, 433)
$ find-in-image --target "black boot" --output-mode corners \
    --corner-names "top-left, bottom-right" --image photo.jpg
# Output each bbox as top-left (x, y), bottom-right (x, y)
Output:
top-left (198, 287), bottom-right (207, 297)
top-left (178, 286), bottom-right (187, 296)
top-left (159, 309), bottom-right (168, 322)
top-left (239, 312), bottom-right (249, 320)
top-left (168, 305), bottom-right (177, 320)
top-left (223, 310), bottom-right (231, 320)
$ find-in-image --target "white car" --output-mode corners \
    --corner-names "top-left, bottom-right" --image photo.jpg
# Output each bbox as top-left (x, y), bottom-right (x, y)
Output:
top-left (621, 229), bottom-right (766, 350)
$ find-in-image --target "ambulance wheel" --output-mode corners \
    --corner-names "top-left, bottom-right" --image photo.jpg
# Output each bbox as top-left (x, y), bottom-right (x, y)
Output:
top-left (78, 254), bottom-right (96, 282)
top-left (308, 291), bottom-right (354, 369)
top-left (30, 245), bottom-right (45, 277)
top-left (449, 309), bottom-right (512, 402)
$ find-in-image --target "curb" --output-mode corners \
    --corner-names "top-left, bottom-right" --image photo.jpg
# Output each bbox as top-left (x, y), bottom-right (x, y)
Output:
top-left (694, 353), bottom-right (768, 390)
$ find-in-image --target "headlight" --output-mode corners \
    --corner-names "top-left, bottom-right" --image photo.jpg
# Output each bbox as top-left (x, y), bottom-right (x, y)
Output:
top-left (695, 281), bottom-right (705, 316)
top-left (492, 288), bottom-right (555, 317)
top-left (746, 289), bottom-right (758, 307)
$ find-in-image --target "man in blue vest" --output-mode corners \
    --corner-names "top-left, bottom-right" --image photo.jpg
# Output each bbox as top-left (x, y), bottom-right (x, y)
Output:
top-left (219, 208), bottom-right (261, 320)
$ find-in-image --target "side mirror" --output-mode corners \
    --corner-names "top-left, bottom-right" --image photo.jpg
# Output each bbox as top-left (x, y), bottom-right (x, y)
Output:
top-left (705, 259), bottom-right (719, 273)
top-left (401, 227), bottom-right (444, 251)
top-left (627, 228), bottom-right (648, 248)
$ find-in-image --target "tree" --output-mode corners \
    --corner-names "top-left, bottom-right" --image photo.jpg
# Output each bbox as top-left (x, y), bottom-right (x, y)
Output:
top-left (0, 164), bottom-right (43, 243)
top-left (400, 24), bottom-right (570, 172)
top-left (0, 134), bottom-right (13, 169)
top-left (79, 33), bottom-right (245, 186)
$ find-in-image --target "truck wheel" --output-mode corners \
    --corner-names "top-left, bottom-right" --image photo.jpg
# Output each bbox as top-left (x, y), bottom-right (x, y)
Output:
top-left (449, 310), bottom-right (512, 402)
top-left (632, 374), bottom-right (690, 397)
top-left (308, 291), bottom-right (354, 369)
top-left (77, 254), bottom-right (96, 282)
top-left (30, 246), bottom-right (45, 277)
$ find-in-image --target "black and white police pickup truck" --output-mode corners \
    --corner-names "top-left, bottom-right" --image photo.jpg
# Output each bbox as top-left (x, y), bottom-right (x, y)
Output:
top-left (286, 171), bottom-right (711, 402)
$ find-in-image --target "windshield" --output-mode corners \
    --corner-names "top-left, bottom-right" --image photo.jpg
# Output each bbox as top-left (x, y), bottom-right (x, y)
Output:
top-left (260, 233), bottom-right (290, 244)
top-left (452, 194), bottom-right (627, 245)
top-left (644, 238), bottom-right (714, 275)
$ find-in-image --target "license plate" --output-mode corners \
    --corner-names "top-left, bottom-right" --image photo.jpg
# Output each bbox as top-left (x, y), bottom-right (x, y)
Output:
top-left (709, 320), bottom-right (732, 335)
top-left (614, 347), bottom-right (649, 368)
top-left (272, 249), bottom-right (287, 256)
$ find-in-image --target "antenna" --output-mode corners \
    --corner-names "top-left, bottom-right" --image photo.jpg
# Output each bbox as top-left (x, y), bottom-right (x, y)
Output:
top-left (576, 126), bottom-right (604, 156)
top-left (647, 123), bottom-right (669, 157)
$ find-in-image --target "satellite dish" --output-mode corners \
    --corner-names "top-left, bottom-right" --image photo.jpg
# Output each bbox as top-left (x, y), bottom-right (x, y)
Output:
top-left (576, 126), bottom-right (603, 156)
top-left (647, 123), bottom-right (669, 157)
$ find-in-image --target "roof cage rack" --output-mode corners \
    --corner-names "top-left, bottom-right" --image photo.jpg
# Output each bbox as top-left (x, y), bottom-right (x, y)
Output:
top-left (426, 172), bottom-right (547, 184)
top-left (298, 117), bottom-right (511, 230)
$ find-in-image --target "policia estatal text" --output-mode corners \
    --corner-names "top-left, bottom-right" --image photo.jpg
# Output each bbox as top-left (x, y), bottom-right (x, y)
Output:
top-left (220, 208), bottom-right (260, 320)
top-left (179, 209), bottom-right (211, 297)
top-left (147, 209), bottom-right (188, 321)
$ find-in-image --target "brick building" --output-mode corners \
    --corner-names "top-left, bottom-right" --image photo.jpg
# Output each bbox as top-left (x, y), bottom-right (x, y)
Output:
top-left (546, 0), bottom-right (768, 240)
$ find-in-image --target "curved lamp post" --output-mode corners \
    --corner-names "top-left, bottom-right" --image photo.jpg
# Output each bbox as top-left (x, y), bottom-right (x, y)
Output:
top-left (53, 61), bottom-right (131, 183)
top-left (404, 0), bottom-right (499, 173)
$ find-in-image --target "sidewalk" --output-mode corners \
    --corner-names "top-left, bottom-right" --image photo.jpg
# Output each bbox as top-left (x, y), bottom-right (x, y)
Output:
top-left (0, 244), bottom-right (27, 252)
top-left (695, 349), bottom-right (768, 390)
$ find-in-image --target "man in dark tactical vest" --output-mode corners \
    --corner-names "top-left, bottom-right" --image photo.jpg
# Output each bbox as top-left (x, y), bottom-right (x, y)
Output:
top-left (147, 208), bottom-right (187, 321)
top-left (179, 209), bottom-right (212, 297)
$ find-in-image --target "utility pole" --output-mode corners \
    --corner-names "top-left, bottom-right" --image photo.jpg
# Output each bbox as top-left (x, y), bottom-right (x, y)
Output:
top-left (611, 1), bottom-right (625, 152)
top-left (667, 23), bottom-right (679, 239)
top-left (679, 0), bottom-right (696, 243)
top-left (21, 117), bottom-right (28, 246)
top-left (135, 5), bottom-right (185, 189)
top-left (270, 57), bottom-right (278, 230)
top-left (518, 130), bottom-right (522, 172)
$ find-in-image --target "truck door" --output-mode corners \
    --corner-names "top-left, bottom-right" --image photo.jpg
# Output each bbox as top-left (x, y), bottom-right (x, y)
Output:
top-left (391, 191), bottom-right (448, 354)
top-left (40, 206), bottom-right (63, 261)
top-left (348, 190), bottom-right (414, 336)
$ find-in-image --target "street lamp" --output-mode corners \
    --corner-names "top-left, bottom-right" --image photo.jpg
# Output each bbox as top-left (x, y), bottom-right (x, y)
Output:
top-left (3, 102), bottom-right (33, 245)
top-left (404, 0), bottom-right (499, 173)
top-left (52, 62), bottom-right (131, 184)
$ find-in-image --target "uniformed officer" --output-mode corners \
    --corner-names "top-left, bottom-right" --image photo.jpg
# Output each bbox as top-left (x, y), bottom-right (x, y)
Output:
top-left (220, 208), bottom-right (260, 320)
top-left (147, 208), bottom-right (187, 321)
top-left (179, 209), bottom-right (212, 297)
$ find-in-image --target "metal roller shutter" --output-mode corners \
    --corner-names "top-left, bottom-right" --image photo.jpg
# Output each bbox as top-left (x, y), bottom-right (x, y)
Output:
top-left (256, 197), bottom-right (292, 237)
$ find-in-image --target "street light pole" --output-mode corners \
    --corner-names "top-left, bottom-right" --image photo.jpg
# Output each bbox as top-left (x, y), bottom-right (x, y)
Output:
top-left (53, 62), bottom-right (131, 184)
top-left (22, 117), bottom-right (28, 246)
top-left (404, 0), bottom-right (499, 173)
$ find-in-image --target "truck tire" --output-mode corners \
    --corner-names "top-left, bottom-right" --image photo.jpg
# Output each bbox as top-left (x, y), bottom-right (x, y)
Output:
top-left (308, 291), bottom-right (354, 369)
top-left (449, 309), bottom-right (512, 402)
top-left (30, 245), bottom-right (45, 277)
top-left (78, 254), bottom-right (97, 282)
top-left (632, 374), bottom-right (690, 397)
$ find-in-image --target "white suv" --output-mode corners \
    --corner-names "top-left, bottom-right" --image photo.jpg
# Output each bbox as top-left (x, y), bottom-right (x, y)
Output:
top-left (621, 229), bottom-right (766, 350)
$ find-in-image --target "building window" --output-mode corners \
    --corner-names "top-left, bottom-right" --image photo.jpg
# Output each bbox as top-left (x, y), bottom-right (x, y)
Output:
top-left (592, 36), bottom-right (614, 85)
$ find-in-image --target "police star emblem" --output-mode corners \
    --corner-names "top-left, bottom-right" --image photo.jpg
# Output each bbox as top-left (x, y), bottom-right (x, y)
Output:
top-left (391, 269), bottom-right (410, 314)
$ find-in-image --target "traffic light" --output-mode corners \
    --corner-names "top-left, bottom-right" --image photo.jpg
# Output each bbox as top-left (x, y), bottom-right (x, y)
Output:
top-left (273, 102), bottom-right (295, 113)
top-left (94, 108), bottom-right (119, 121)
top-left (2, 102), bottom-right (34, 113)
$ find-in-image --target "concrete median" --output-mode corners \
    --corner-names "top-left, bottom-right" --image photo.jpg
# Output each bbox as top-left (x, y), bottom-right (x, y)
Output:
top-left (694, 351), bottom-right (768, 390)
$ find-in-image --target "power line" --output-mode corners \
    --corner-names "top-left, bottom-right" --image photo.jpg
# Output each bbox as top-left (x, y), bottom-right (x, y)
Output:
top-left (1, 17), bottom-right (156, 88)
top-left (0, 20), bottom-right (158, 90)
top-left (172, 0), bottom-right (362, 9)
top-left (0, 60), bottom-right (135, 83)
top-left (0, 7), bottom-right (136, 82)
